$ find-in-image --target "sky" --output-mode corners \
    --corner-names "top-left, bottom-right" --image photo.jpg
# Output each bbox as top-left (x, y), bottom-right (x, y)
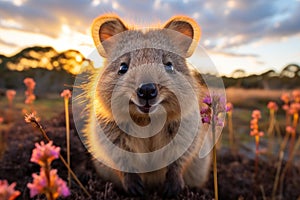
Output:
top-left (0, 0), bottom-right (299, 76)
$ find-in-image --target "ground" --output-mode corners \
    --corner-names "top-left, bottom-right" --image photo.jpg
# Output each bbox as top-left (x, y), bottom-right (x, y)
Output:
top-left (0, 89), bottom-right (300, 199)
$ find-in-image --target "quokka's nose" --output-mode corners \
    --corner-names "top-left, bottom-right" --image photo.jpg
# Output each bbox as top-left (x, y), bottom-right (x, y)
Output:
top-left (137, 83), bottom-right (158, 100)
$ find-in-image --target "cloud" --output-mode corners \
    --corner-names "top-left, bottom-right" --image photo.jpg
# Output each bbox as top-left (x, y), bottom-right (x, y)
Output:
top-left (209, 50), bottom-right (259, 58)
top-left (0, 38), bottom-right (18, 47)
top-left (0, 0), bottom-right (299, 50)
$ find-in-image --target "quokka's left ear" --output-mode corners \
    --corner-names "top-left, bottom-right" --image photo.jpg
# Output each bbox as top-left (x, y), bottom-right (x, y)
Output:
top-left (163, 16), bottom-right (201, 57)
top-left (91, 14), bottom-right (128, 57)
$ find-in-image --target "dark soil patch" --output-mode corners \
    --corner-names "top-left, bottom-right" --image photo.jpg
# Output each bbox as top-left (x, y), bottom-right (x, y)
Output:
top-left (0, 112), bottom-right (299, 199)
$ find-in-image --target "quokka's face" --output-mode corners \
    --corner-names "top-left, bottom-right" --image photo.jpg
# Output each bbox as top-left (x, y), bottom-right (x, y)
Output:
top-left (99, 47), bottom-right (193, 119)
top-left (92, 15), bottom-right (202, 120)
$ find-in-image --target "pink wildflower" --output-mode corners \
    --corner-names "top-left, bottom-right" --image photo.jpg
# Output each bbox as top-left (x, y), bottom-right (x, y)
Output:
top-left (250, 110), bottom-right (264, 137)
top-left (0, 180), bottom-right (21, 200)
top-left (23, 78), bottom-right (36, 90)
top-left (25, 94), bottom-right (36, 104)
top-left (203, 95), bottom-right (212, 106)
top-left (292, 89), bottom-right (300, 103)
top-left (286, 126), bottom-right (295, 134)
top-left (289, 103), bottom-right (300, 115)
top-left (226, 102), bottom-right (233, 113)
top-left (6, 90), bottom-right (16, 101)
top-left (251, 110), bottom-right (261, 119)
top-left (282, 104), bottom-right (289, 111)
top-left (60, 89), bottom-right (72, 99)
top-left (200, 93), bottom-right (226, 126)
top-left (267, 101), bottom-right (278, 111)
top-left (27, 169), bottom-right (70, 199)
top-left (24, 77), bottom-right (36, 105)
top-left (30, 141), bottom-right (60, 166)
top-left (281, 93), bottom-right (290, 104)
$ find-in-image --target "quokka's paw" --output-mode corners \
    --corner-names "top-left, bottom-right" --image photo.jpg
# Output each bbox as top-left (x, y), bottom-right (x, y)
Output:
top-left (122, 173), bottom-right (144, 196)
top-left (162, 174), bottom-right (184, 198)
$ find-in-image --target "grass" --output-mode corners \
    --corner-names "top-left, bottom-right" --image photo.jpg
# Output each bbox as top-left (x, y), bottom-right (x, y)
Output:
top-left (0, 94), bottom-right (63, 121)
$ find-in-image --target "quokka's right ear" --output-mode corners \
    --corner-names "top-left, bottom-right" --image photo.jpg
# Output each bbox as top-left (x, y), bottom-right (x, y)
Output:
top-left (91, 14), bottom-right (128, 57)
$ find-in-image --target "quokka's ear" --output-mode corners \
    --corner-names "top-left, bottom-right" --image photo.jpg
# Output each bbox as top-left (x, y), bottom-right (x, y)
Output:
top-left (163, 16), bottom-right (201, 57)
top-left (91, 14), bottom-right (128, 57)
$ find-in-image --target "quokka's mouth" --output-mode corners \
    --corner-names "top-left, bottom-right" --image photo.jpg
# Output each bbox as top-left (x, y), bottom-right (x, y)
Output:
top-left (130, 99), bottom-right (158, 114)
top-left (138, 103), bottom-right (153, 113)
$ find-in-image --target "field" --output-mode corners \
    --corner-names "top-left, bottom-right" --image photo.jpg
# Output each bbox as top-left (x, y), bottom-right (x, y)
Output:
top-left (0, 88), bottom-right (300, 199)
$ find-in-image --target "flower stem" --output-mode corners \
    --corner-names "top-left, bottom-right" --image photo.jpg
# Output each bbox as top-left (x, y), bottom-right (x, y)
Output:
top-left (255, 135), bottom-right (259, 177)
top-left (213, 145), bottom-right (218, 200)
top-left (228, 112), bottom-right (234, 151)
top-left (64, 97), bottom-right (71, 188)
top-left (44, 163), bottom-right (54, 200)
top-left (279, 133), bottom-right (300, 198)
top-left (272, 150), bottom-right (284, 199)
top-left (212, 107), bottom-right (218, 200)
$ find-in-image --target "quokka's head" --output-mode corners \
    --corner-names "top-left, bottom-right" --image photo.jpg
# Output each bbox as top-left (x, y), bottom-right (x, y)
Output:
top-left (91, 14), bottom-right (202, 122)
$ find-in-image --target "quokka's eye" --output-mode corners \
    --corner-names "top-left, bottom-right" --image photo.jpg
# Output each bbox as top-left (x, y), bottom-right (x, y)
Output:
top-left (164, 62), bottom-right (175, 73)
top-left (118, 63), bottom-right (129, 75)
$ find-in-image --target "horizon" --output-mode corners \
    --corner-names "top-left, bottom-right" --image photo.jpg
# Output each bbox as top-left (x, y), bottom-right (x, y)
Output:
top-left (1, 45), bottom-right (299, 78)
top-left (0, 0), bottom-right (300, 76)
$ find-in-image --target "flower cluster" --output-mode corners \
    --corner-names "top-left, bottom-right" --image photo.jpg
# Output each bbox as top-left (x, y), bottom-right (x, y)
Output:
top-left (28, 169), bottom-right (70, 199)
top-left (267, 101), bottom-right (278, 111)
top-left (0, 180), bottom-right (20, 200)
top-left (6, 90), bottom-right (16, 107)
top-left (200, 93), bottom-right (226, 126)
top-left (250, 110), bottom-right (264, 138)
top-left (281, 93), bottom-right (290, 104)
top-left (27, 141), bottom-right (70, 199)
top-left (292, 89), bottom-right (300, 103)
top-left (24, 78), bottom-right (36, 105)
top-left (281, 90), bottom-right (300, 116)
top-left (60, 90), bottom-right (72, 99)
top-left (30, 141), bottom-right (60, 167)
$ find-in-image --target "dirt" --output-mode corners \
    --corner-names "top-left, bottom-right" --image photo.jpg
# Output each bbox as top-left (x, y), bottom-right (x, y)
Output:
top-left (0, 112), bottom-right (300, 200)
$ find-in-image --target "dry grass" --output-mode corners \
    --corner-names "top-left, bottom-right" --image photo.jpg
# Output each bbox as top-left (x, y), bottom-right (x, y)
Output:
top-left (226, 88), bottom-right (288, 108)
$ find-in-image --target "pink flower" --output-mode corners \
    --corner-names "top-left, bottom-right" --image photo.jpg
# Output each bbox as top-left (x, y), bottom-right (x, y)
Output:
top-left (282, 104), bottom-right (289, 111)
top-left (25, 94), bottom-right (36, 104)
top-left (267, 101), bottom-right (278, 111)
top-left (0, 180), bottom-right (21, 200)
top-left (281, 93), bottom-right (290, 104)
top-left (203, 95), bottom-right (212, 106)
top-left (292, 89), bottom-right (300, 103)
top-left (200, 107), bottom-right (211, 124)
top-left (6, 90), bottom-right (16, 102)
top-left (226, 102), bottom-right (233, 113)
top-left (286, 126), bottom-right (295, 134)
top-left (49, 169), bottom-right (70, 198)
top-left (289, 103), bottom-right (300, 115)
top-left (27, 169), bottom-right (48, 197)
top-left (250, 130), bottom-right (264, 137)
top-left (27, 169), bottom-right (70, 199)
top-left (23, 78), bottom-right (36, 90)
top-left (200, 93), bottom-right (227, 125)
top-left (250, 110), bottom-right (264, 137)
top-left (60, 89), bottom-right (72, 99)
top-left (251, 110), bottom-right (261, 119)
top-left (30, 141), bottom-right (60, 166)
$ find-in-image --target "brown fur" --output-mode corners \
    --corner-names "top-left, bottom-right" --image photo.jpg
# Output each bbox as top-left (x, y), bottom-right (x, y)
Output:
top-left (84, 14), bottom-right (211, 197)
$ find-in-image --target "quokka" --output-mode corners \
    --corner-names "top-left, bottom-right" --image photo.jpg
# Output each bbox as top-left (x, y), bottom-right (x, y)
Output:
top-left (82, 14), bottom-right (212, 198)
